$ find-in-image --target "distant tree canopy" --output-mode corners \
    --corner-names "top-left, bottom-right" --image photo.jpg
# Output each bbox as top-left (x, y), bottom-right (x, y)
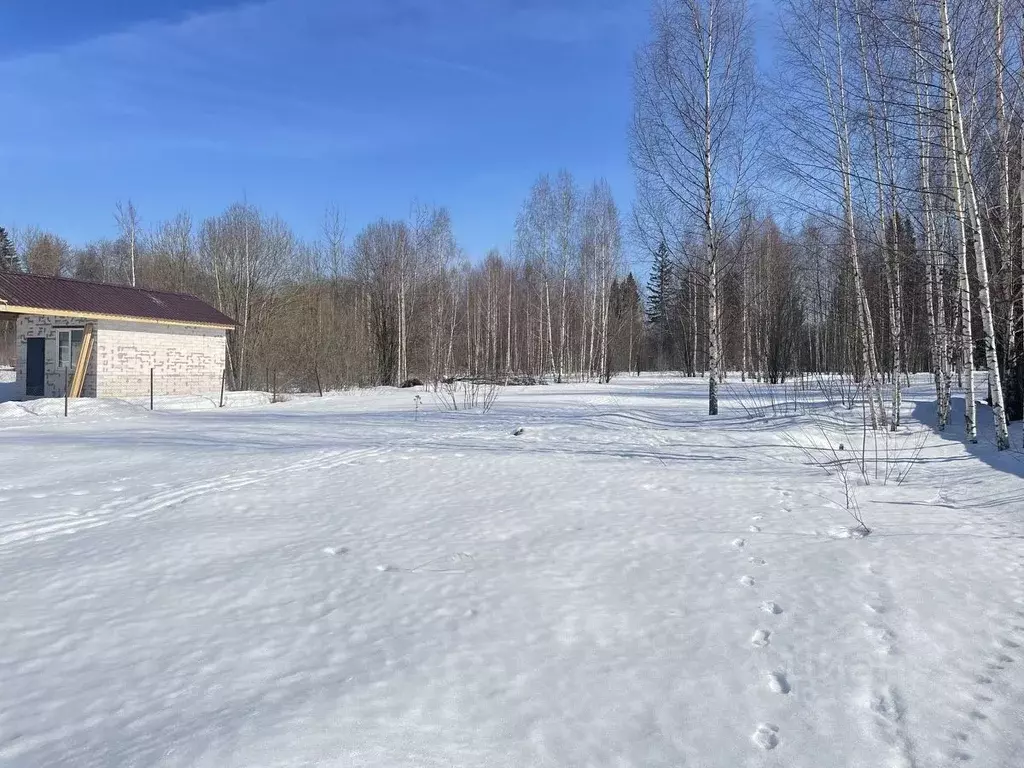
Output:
top-left (6, 173), bottom-right (638, 392)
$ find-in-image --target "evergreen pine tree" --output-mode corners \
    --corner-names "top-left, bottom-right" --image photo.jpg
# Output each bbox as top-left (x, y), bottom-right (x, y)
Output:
top-left (618, 274), bottom-right (642, 327)
top-left (0, 227), bottom-right (19, 272)
top-left (646, 241), bottom-right (671, 328)
top-left (622, 272), bottom-right (639, 303)
top-left (621, 272), bottom-right (643, 375)
top-left (645, 242), bottom-right (673, 368)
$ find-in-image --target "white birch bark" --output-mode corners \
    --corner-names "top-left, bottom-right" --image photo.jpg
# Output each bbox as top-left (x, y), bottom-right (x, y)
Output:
top-left (853, 6), bottom-right (901, 429)
top-left (910, 10), bottom-right (951, 428)
top-left (939, 0), bottom-right (1009, 449)
top-left (819, 0), bottom-right (885, 427)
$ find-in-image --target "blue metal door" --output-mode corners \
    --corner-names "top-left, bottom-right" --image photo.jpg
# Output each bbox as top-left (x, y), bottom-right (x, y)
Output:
top-left (26, 337), bottom-right (45, 397)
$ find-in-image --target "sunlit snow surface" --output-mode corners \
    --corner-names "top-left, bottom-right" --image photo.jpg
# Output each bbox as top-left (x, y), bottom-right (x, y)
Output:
top-left (1, 375), bottom-right (1022, 767)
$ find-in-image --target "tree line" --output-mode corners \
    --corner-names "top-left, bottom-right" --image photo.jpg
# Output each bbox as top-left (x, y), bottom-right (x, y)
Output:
top-left (633, 0), bottom-right (1024, 449)
top-left (0, 174), bottom-right (643, 392)
top-left (5, 0), bottom-right (1024, 453)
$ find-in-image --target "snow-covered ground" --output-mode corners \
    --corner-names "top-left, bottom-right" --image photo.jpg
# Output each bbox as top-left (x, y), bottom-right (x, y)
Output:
top-left (0, 375), bottom-right (1022, 767)
top-left (0, 366), bottom-right (15, 404)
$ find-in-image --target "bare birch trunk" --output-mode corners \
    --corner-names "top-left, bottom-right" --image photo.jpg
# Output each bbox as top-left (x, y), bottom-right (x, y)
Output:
top-left (995, 0), bottom-right (1015, 360)
top-left (911, 16), bottom-right (951, 428)
top-left (557, 265), bottom-right (568, 382)
top-left (821, 0), bottom-right (884, 427)
top-left (854, 7), bottom-right (901, 428)
top-left (598, 243), bottom-right (610, 383)
top-left (446, 286), bottom-right (458, 376)
top-left (944, 82), bottom-right (977, 442)
top-left (506, 267), bottom-right (514, 373)
top-left (588, 259), bottom-right (599, 379)
top-left (240, 213), bottom-right (251, 390)
top-left (741, 254), bottom-right (749, 382)
top-left (691, 272), bottom-right (698, 377)
top-left (940, 0), bottom-right (1009, 449)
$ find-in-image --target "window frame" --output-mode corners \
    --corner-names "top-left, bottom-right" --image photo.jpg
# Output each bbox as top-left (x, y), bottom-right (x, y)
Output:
top-left (56, 327), bottom-right (85, 370)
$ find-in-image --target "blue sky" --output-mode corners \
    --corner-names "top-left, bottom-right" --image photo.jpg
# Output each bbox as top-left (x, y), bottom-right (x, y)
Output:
top-left (0, 0), bottom-right (775, 261)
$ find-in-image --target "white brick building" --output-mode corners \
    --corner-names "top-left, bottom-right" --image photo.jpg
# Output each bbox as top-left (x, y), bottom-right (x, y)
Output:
top-left (0, 274), bottom-right (234, 399)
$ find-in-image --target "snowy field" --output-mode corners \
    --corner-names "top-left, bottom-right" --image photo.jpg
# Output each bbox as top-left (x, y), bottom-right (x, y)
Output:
top-left (1, 375), bottom-right (1023, 767)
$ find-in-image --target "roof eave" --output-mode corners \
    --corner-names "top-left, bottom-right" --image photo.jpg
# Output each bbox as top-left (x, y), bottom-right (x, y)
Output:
top-left (0, 304), bottom-right (236, 330)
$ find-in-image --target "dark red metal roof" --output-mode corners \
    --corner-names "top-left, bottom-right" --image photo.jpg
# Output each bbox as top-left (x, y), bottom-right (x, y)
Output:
top-left (0, 273), bottom-right (236, 327)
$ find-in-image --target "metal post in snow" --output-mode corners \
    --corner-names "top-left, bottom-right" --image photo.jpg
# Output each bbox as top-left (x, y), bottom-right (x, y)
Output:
top-left (220, 368), bottom-right (226, 408)
top-left (64, 367), bottom-right (69, 417)
top-left (150, 368), bottom-right (154, 411)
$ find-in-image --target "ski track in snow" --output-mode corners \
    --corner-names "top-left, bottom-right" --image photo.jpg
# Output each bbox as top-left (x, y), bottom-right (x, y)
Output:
top-left (0, 447), bottom-right (387, 548)
top-left (0, 374), bottom-right (1022, 767)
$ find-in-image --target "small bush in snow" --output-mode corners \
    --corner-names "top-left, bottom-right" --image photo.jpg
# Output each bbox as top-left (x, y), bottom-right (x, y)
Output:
top-left (781, 375), bottom-right (934, 535)
top-left (430, 378), bottom-right (500, 414)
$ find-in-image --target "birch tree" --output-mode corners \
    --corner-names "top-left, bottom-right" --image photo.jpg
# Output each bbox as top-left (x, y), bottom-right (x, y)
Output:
top-left (115, 200), bottom-right (141, 288)
top-left (779, 0), bottom-right (887, 426)
top-left (582, 180), bottom-right (623, 382)
top-left (911, 6), bottom-right (951, 428)
top-left (938, 0), bottom-right (1010, 449)
top-left (632, 0), bottom-right (757, 415)
top-left (516, 176), bottom-right (558, 379)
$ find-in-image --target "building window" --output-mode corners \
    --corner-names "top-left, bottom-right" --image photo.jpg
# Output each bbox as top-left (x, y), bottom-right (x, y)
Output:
top-left (57, 328), bottom-right (84, 369)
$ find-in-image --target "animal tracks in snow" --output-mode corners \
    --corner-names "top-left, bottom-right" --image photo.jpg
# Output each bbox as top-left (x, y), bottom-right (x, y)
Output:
top-left (941, 612), bottom-right (1024, 761)
top-left (860, 577), bottom-right (917, 765)
top-left (866, 624), bottom-right (897, 656)
top-left (867, 686), bottom-right (914, 766)
top-left (776, 488), bottom-right (794, 514)
top-left (767, 671), bottom-right (790, 695)
top-left (736, 505), bottom-right (790, 752)
top-left (752, 723), bottom-right (779, 750)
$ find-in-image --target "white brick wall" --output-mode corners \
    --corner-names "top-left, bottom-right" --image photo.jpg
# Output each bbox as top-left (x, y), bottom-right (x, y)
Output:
top-left (15, 314), bottom-right (98, 398)
top-left (12, 314), bottom-right (227, 399)
top-left (95, 320), bottom-right (227, 397)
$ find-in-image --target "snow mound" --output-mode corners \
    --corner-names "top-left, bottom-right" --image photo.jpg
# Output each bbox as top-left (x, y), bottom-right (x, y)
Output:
top-left (122, 391), bottom-right (273, 412)
top-left (0, 401), bottom-right (34, 420)
top-left (0, 367), bottom-right (17, 404)
top-left (0, 390), bottom-right (281, 424)
top-left (0, 397), bottom-right (144, 421)
top-left (827, 525), bottom-right (870, 540)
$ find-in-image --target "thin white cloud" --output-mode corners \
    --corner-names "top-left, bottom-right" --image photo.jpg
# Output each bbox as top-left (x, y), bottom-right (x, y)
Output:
top-left (0, 0), bottom-right (435, 160)
top-left (0, 0), bottom-right (643, 160)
